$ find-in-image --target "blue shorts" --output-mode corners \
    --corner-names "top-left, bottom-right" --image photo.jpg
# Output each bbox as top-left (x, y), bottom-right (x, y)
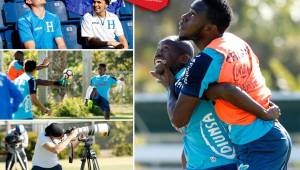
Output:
top-left (234, 121), bottom-right (291, 170)
top-left (204, 163), bottom-right (237, 170)
top-left (93, 96), bottom-right (110, 112)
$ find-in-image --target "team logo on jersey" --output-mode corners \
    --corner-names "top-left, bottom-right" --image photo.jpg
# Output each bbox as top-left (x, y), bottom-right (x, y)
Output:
top-left (107, 20), bottom-right (116, 29)
top-left (24, 95), bottom-right (32, 112)
top-left (200, 112), bottom-right (236, 160)
top-left (238, 163), bottom-right (250, 170)
top-left (46, 21), bottom-right (54, 32)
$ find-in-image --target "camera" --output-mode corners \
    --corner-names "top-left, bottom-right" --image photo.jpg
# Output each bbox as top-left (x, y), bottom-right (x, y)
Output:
top-left (5, 133), bottom-right (22, 148)
top-left (65, 123), bottom-right (110, 137)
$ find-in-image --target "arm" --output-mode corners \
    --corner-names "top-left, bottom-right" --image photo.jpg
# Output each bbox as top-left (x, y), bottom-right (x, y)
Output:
top-left (55, 37), bottom-right (66, 49)
top-left (36, 79), bottom-right (61, 86)
top-left (118, 35), bottom-right (128, 49)
top-left (23, 41), bottom-right (36, 49)
top-left (205, 83), bottom-right (280, 120)
top-left (54, 16), bottom-right (66, 49)
top-left (36, 58), bottom-right (50, 70)
top-left (28, 78), bottom-right (50, 113)
top-left (22, 131), bottom-right (29, 148)
top-left (30, 94), bottom-right (48, 113)
top-left (18, 17), bottom-right (35, 49)
top-left (43, 130), bottom-right (78, 154)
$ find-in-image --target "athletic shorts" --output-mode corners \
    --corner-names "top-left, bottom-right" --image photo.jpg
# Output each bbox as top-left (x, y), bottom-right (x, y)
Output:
top-left (32, 164), bottom-right (62, 170)
top-left (234, 121), bottom-right (292, 170)
top-left (93, 95), bottom-right (110, 112)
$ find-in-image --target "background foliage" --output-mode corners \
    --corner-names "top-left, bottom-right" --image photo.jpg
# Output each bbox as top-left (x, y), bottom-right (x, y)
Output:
top-left (135, 0), bottom-right (300, 93)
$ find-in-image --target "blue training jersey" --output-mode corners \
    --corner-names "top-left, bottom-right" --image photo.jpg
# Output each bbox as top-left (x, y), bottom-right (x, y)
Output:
top-left (181, 46), bottom-right (274, 145)
top-left (0, 73), bottom-right (23, 119)
top-left (17, 10), bottom-right (63, 49)
top-left (90, 75), bottom-right (117, 101)
top-left (13, 73), bottom-right (36, 119)
top-left (175, 68), bottom-right (236, 170)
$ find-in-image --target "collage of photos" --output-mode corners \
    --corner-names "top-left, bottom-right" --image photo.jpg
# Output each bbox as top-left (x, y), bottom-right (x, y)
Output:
top-left (0, 0), bottom-right (133, 170)
top-left (1, 0), bottom-right (300, 170)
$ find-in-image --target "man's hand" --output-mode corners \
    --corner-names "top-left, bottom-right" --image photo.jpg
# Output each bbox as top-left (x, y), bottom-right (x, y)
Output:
top-left (266, 104), bottom-right (281, 120)
top-left (41, 58), bottom-right (50, 68)
top-left (107, 41), bottom-right (124, 49)
top-left (43, 108), bottom-right (52, 116)
top-left (150, 59), bottom-right (175, 88)
top-left (69, 129), bottom-right (79, 140)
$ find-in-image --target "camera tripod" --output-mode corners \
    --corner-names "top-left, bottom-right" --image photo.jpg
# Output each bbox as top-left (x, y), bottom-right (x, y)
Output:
top-left (6, 148), bottom-right (27, 170)
top-left (80, 137), bottom-right (101, 170)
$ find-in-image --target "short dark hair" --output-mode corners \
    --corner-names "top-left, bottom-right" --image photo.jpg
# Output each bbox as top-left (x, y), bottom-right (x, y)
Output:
top-left (24, 59), bottom-right (37, 73)
top-left (94, 0), bottom-right (110, 5)
top-left (159, 36), bottom-right (194, 58)
top-left (98, 63), bottom-right (106, 68)
top-left (14, 51), bottom-right (24, 59)
top-left (200, 0), bottom-right (232, 33)
top-left (45, 123), bottom-right (64, 137)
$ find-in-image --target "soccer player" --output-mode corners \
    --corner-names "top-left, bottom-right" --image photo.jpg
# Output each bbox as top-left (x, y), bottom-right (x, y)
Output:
top-left (89, 63), bottom-right (121, 120)
top-left (151, 36), bottom-right (281, 170)
top-left (163, 1), bottom-right (291, 169)
top-left (7, 51), bottom-right (49, 81)
top-left (81, 0), bottom-right (128, 49)
top-left (0, 73), bottom-right (23, 120)
top-left (18, 0), bottom-right (66, 49)
top-left (13, 60), bottom-right (63, 119)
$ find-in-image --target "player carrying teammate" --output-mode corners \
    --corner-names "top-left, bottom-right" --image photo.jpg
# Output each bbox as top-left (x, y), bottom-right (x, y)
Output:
top-left (160, 1), bottom-right (291, 169)
top-left (151, 36), bottom-right (281, 170)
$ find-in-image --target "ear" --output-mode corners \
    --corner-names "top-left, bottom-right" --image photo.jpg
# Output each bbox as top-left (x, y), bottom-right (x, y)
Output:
top-left (204, 24), bottom-right (219, 34)
top-left (25, 0), bottom-right (32, 5)
top-left (178, 54), bottom-right (190, 64)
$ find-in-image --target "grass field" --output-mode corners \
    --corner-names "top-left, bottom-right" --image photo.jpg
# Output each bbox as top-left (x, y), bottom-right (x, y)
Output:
top-left (0, 156), bottom-right (133, 170)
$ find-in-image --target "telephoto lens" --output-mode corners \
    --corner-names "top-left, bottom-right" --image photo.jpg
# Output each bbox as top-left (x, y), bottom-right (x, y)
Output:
top-left (76, 123), bottom-right (110, 136)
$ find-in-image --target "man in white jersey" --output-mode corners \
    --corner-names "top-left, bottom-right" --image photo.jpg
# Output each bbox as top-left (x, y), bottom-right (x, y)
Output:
top-left (81, 0), bottom-right (128, 49)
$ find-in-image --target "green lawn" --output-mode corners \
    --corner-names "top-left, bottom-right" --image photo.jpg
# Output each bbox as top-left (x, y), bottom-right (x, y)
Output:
top-left (0, 156), bottom-right (133, 170)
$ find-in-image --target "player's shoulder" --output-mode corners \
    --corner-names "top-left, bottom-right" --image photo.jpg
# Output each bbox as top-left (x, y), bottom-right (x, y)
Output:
top-left (18, 11), bottom-right (33, 23)
top-left (107, 11), bottom-right (119, 19)
top-left (83, 12), bottom-right (93, 20)
top-left (45, 10), bottom-right (60, 20)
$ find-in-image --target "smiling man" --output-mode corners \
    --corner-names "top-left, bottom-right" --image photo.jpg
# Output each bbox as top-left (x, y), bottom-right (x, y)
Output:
top-left (81, 0), bottom-right (128, 49)
top-left (18, 0), bottom-right (66, 49)
top-left (163, 0), bottom-right (291, 169)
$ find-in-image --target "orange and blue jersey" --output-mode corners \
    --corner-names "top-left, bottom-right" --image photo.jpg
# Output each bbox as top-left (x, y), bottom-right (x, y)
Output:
top-left (175, 68), bottom-right (237, 170)
top-left (7, 60), bottom-right (24, 81)
top-left (181, 33), bottom-right (273, 145)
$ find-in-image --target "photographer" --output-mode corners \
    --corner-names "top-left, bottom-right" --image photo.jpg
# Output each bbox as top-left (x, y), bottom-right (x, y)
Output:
top-left (31, 123), bottom-right (79, 170)
top-left (5, 124), bottom-right (29, 170)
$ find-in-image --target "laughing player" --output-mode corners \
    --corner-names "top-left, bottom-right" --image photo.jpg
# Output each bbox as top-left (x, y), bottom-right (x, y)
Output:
top-left (151, 36), bottom-right (281, 170)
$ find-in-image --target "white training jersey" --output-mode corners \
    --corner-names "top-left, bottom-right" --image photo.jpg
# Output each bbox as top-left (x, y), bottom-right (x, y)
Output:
top-left (81, 11), bottom-right (124, 41)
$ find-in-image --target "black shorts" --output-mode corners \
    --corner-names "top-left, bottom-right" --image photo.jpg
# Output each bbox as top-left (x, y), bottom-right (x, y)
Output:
top-left (32, 164), bottom-right (62, 170)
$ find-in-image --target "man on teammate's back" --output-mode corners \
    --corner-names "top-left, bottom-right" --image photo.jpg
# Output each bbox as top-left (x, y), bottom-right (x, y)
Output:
top-left (18, 0), bottom-right (66, 49)
top-left (162, 0), bottom-right (291, 169)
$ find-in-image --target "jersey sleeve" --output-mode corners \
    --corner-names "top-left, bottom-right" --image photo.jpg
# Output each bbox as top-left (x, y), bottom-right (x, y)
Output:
top-left (90, 77), bottom-right (95, 86)
top-left (28, 78), bottom-right (37, 94)
top-left (53, 15), bottom-right (63, 38)
top-left (81, 14), bottom-right (94, 37)
top-left (115, 17), bottom-right (124, 37)
top-left (181, 48), bottom-right (224, 98)
top-left (17, 17), bottom-right (34, 43)
top-left (109, 76), bottom-right (118, 85)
